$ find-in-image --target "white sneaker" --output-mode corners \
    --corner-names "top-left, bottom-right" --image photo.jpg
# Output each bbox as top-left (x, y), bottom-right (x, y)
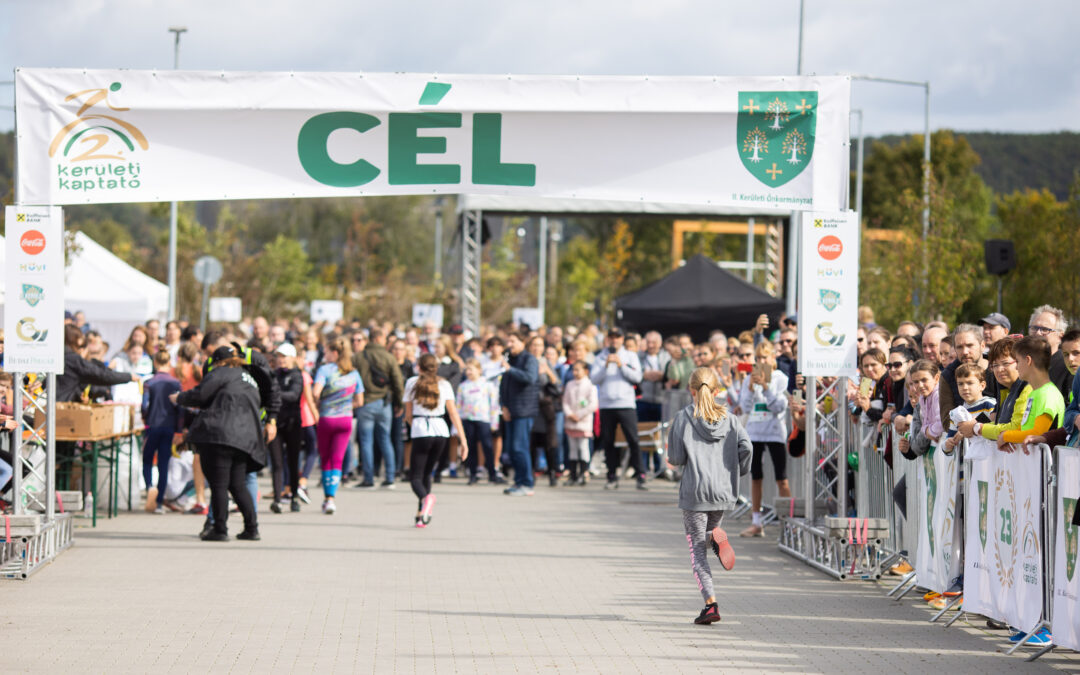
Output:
top-left (324, 500), bottom-right (336, 515)
top-left (153, 505), bottom-right (166, 515)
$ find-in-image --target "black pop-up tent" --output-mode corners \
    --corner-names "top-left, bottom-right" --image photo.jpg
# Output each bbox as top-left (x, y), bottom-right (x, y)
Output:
top-left (614, 254), bottom-right (786, 341)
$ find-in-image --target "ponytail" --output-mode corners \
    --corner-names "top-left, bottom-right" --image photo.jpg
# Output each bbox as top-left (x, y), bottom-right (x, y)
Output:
top-left (415, 353), bottom-right (441, 409)
top-left (689, 367), bottom-right (727, 424)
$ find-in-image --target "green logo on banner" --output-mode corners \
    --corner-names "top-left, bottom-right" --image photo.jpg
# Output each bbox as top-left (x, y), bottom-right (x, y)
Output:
top-left (924, 451), bottom-right (937, 557)
top-left (1065, 497), bottom-right (1078, 582)
top-left (737, 91), bottom-right (817, 187)
top-left (818, 289), bottom-right (840, 312)
top-left (978, 480), bottom-right (989, 551)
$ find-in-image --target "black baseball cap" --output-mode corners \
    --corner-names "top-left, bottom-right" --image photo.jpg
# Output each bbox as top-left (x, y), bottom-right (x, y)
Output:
top-left (978, 313), bottom-right (1011, 331)
top-left (608, 327), bottom-right (624, 338)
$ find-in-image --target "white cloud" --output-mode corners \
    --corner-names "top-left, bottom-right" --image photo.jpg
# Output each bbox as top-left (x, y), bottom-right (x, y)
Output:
top-left (2, 0), bottom-right (1077, 135)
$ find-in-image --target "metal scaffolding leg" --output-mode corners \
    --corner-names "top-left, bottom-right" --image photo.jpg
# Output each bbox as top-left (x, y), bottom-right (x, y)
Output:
top-left (3, 372), bottom-right (70, 581)
top-left (460, 209), bottom-right (482, 336)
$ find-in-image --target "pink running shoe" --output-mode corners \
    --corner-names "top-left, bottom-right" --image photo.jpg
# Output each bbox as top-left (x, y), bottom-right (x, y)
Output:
top-left (421, 494), bottom-right (436, 525)
top-left (711, 528), bottom-right (736, 571)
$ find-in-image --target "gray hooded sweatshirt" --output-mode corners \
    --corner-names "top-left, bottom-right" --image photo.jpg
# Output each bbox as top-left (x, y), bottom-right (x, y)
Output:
top-left (667, 405), bottom-right (753, 511)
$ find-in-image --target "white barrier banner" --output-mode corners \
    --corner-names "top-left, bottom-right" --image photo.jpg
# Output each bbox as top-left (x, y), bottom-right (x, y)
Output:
top-left (963, 447), bottom-right (1043, 633)
top-left (1054, 446), bottom-right (1080, 650)
top-left (797, 211), bottom-right (859, 378)
top-left (3, 206), bottom-right (65, 373)
top-left (914, 445), bottom-right (962, 592)
top-left (15, 69), bottom-right (850, 210)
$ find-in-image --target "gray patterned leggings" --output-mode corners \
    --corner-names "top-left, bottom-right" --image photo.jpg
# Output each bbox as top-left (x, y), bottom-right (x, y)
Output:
top-left (683, 510), bottom-right (725, 603)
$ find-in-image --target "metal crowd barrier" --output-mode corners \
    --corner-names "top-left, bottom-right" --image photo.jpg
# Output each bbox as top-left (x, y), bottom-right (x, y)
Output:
top-left (777, 377), bottom-right (892, 580)
top-left (774, 378), bottom-right (1076, 661)
top-left (1, 372), bottom-right (74, 581)
top-left (884, 439), bottom-right (1072, 661)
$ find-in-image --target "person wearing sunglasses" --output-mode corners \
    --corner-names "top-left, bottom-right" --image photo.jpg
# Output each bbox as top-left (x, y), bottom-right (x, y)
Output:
top-left (1028, 304), bottom-right (1072, 401)
top-left (775, 328), bottom-right (797, 393)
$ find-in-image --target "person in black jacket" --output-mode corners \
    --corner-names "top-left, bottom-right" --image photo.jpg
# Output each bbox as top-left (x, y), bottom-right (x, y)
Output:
top-left (269, 343), bottom-right (304, 512)
top-left (174, 345), bottom-right (266, 541)
top-left (55, 326), bottom-right (137, 488)
top-left (201, 331), bottom-right (281, 428)
top-left (58, 325), bottom-right (137, 403)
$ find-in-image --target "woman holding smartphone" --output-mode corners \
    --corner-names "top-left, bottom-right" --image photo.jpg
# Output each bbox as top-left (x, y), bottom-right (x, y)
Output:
top-left (737, 340), bottom-right (791, 537)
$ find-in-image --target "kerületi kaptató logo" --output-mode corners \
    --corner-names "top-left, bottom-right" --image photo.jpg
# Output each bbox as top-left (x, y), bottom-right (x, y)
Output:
top-left (817, 235), bottom-right (842, 261)
top-left (20, 230), bottom-right (45, 255)
top-left (48, 82), bottom-right (147, 194)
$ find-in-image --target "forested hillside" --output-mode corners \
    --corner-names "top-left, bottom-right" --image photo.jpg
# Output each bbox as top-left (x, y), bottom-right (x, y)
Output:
top-left (859, 131), bottom-right (1080, 200)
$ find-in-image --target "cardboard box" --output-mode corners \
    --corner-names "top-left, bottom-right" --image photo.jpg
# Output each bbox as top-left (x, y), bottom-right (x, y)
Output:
top-left (102, 403), bottom-right (136, 434)
top-left (36, 402), bottom-right (115, 438)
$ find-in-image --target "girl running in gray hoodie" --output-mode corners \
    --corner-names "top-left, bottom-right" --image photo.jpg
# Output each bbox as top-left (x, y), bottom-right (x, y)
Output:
top-left (668, 367), bottom-right (752, 624)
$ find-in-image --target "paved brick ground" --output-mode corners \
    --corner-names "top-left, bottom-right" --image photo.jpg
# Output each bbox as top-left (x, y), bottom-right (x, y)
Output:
top-left (3, 476), bottom-right (1077, 673)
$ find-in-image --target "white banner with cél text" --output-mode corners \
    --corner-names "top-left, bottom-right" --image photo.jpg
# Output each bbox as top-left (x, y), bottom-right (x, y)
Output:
top-left (15, 69), bottom-right (850, 211)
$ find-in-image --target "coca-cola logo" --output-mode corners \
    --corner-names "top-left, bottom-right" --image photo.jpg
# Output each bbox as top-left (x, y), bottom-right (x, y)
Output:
top-left (817, 235), bottom-right (842, 261)
top-left (20, 230), bottom-right (46, 255)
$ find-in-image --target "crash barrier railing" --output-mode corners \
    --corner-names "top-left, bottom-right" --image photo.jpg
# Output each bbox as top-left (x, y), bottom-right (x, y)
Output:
top-left (777, 377), bottom-right (892, 579)
top-left (1, 373), bottom-right (74, 580)
top-left (772, 377), bottom-right (1078, 660)
top-left (885, 440), bottom-right (1080, 661)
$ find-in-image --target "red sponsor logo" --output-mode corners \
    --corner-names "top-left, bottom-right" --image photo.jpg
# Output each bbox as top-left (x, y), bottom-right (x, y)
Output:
top-left (817, 235), bottom-right (842, 261)
top-left (20, 230), bottom-right (46, 255)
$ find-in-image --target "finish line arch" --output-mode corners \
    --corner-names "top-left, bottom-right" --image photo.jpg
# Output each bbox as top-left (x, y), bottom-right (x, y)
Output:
top-left (6, 69), bottom-right (852, 572)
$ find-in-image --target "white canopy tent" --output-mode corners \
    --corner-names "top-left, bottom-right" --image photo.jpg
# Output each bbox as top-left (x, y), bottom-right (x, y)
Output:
top-left (0, 231), bottom-right (168, 354)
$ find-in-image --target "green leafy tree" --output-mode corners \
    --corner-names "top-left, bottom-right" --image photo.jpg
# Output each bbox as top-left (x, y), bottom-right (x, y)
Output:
top-left (858, 131), bottom-right (995, 325)
top-left (996, 180), bottom-right (1080, 324)
top-left (551, 235), bottom-right (602, 327)
top-left (480, 226), bottom-right (533, 323)
top-left (860, 174), bottom-right (981, 328)
top-left (249, 235), bottom-right (313, 318)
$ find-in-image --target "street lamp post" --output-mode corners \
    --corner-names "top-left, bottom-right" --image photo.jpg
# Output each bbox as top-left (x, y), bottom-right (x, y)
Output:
top-left (850, 75), bottom-right (931, 306)
top-left (166, 26), bottom-right (187, 322)
top-left (851, 109), bottom-right (864, 219)
top-left (433, 196), bottom-right (445, 289)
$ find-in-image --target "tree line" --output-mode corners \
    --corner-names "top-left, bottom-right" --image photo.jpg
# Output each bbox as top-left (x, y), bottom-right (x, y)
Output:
top-left (0, 130), bottom-right (1077, 329)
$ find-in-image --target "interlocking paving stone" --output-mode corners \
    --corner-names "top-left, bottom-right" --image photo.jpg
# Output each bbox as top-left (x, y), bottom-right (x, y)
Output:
top-left (3, 476), bottom-right (1077, 673)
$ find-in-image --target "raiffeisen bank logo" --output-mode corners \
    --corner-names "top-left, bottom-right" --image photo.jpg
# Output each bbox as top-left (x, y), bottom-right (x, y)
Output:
top-left (48, 82), bottom-right (147, 193)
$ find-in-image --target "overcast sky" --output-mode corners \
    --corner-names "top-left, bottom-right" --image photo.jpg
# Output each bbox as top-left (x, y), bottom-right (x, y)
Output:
top-left (2, 1), bottom-right (1076, 136)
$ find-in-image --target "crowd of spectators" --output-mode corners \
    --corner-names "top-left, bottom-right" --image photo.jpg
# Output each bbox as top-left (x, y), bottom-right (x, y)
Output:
top-left (1, 302), bottom-right (1076, 554)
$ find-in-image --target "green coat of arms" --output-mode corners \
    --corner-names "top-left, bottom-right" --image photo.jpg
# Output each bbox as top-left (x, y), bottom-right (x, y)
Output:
top-left (1065, 497), bottom-right (1078, 582)
top-left (737, 91), bottom-right (818, 187)
top-left (978, 480), bottom-right (989, 551)
top-left (924, 451), bottom-right (937, 557)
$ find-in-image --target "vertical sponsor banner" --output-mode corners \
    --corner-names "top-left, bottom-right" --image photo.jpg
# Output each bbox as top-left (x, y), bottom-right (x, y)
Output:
top-left (797, 210), bottom-right (858, 378)
top-left (913, 446), bottom-right (962, 592)
top-left (1054, 446), bottom-right (1080, 650)
top-left (963, 449), bottom-right (1043, 632)
top-left (4, 206), bottom-right (65, 373)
